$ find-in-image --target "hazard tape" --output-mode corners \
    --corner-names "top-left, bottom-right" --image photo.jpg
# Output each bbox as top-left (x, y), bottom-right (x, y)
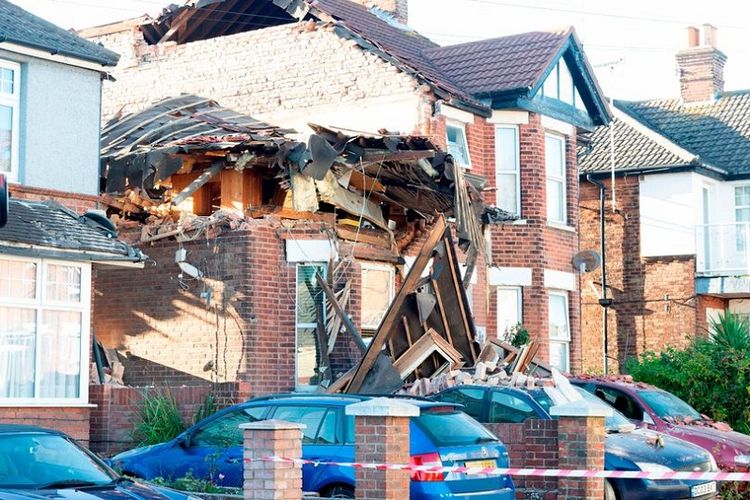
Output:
top-left (243, 456), bottom-right (750, 482)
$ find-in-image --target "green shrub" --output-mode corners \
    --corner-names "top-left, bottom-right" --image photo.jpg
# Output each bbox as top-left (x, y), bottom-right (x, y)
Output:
top-left (501, 323), bottom-right (530, 348)
top-left (149, 472), bottom-right (240, 494)
top-left (193, 392), bottom-right (217, 424)
top-left (133, 389), bottom-right (186, 446)
top-left (624, 311), bottom-right (750, 434)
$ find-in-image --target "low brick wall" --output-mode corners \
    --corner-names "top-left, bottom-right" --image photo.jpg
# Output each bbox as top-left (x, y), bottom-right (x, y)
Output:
top-left (0, 406), bottom-right (91, 445)
top-left (89, 382), bottom-right (250, 456)
top-left (486, 420), bottom-right (559, 499)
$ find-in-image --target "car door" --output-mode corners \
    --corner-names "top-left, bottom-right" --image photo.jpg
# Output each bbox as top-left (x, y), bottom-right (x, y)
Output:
top-left (267, 405), bottom-right (346, 493)
top-left (435, 387), bottom-right (489, 421)
top-left (594, 386), bottom-right (652, 426)
top-left (171, 405), bottom-right (270, 487)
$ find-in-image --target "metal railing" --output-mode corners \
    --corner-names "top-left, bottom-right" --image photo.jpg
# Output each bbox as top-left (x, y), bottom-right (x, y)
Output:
top-left (695, 222), bottom-right (750, 274)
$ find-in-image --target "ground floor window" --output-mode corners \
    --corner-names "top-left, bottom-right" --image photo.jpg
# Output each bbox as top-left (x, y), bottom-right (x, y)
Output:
top-left (548, 291), bottom-right (570, 372)
top-left (0, 257), bottom-right (90, 403)
top-left (295, 263), bottom-right (326, 388)
top-left (360, 263), bottom-right (394, 333)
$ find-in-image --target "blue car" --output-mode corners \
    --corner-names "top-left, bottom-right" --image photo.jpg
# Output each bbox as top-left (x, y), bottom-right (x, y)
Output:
top-left (0, 424), bottom-right (195, 500)
top-left (111, 394), bottom-right (515, 499)
top-left (434, 385), bottom-right (719, 500)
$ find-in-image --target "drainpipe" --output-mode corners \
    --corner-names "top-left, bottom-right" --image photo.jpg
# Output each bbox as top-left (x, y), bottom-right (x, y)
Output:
top-left (587, 175), bottom-right (613, 375)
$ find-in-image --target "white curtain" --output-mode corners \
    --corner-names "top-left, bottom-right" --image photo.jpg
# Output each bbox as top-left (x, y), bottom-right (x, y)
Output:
top-left (0, 307), bottom-right (36, 398)
top-left (39, 310), bottom-right (81, 399)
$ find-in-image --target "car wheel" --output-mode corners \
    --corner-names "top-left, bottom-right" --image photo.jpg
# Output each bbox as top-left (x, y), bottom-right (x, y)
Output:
top-left (324, 484), bottom-right (355, 498)
top-left (604, 480), bottom-right (617, 500)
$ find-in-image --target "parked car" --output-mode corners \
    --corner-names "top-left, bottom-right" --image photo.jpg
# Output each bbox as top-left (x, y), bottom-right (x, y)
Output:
top-left (572, 377), bottom-right (750, 472)
top-left (110, 394), bottom-right (515, 499)
top-left (433, 385), bottom-right (718, 500)
top-left (0, 424), bottom-right (195, 500)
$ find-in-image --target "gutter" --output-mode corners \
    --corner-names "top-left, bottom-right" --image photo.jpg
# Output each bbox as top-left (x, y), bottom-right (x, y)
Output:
top-left (0, 241), bottom-right (146, 267)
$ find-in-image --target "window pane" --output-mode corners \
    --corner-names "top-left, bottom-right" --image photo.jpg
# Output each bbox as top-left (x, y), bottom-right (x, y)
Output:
top-left (496, 174), bottom-right (518, 214)
top-left (545, 135), bottom-right (565, 177)
top-left (361, 267), bottom-right (392, 329)
top-left (559, 60), bottom-right (574, 105)
top-left (0, 105), bottom-right (12, 174)
top-left (0, 259), bottom-right (36, 299)
top-left (543, 63), bottom-right (558, 99)
top-left (548, 294), bottom-right (569, 340)
top-left (0, 307), bottom-right (35, 398)
top-left (489, 391), bottom-right (536, 423)
top-left (0, 68), bottom-right (14, 94)
top-left (497, 288), bottom-right (520, 338)
top-left (296, 327), bottom-right (318, 386)
top-left (547, 179), bottom-right (565, 222)
top-left (549, 341), bottom-right (569, 372)
top-left (735, 186), bottom-right (750, 207)
top-left (315, 410), bottom-right (338, 444)
top-left (270, 406), bottom-right (327, 443)
top-left (39, 310), bottom-right (81, 398)
top-left (193, 410), bottom-right (256, 447)
top-left (438, 388), bottom-right (485, 419)
top-left (296, 264), bottom-right (324, 326)
top-left (46, 264), bottom-right (82, 303)
top-left (446, 125), bottom-right (470, 167)
top-left (495, 127), bottom-right (518, 172)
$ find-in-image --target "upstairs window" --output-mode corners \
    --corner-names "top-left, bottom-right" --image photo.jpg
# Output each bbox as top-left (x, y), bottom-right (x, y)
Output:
top-left (545, 134), bottom-right (567, 224)
top-left (495, 125), bottom-right (520, 215)
top-left (0, 60), bottom-right (19, 181)
top-left (446, 123), bottom-right (471, 169)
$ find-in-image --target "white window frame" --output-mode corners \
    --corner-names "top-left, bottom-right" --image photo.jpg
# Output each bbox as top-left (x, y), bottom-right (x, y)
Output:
top-left (0, 59), bottom-right (20, 182)
top-left (545, 133), bottom-right (567, 224)
top-left (361, 263), bottom-right (395, 331)
top-left (734, 185), bottom-right (750, 252)
top-left (295, 263), bottom-right (327, 390)
top-left (497, 286), bottom-right (522, 339)
top-left (445, 121), bottom-right (472, 169)
top-left (548, 290), bottom-right (570, 372)
top-left (0, 255), bottom-right (91, 406)
top-left (494, 125), bottom-right (521, 215)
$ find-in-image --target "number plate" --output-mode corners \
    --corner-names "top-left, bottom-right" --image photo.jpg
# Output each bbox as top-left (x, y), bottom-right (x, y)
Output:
top-left (466, 459), bottom-right (497, 470)
top-left (691, 481), bottom-right (716, 497)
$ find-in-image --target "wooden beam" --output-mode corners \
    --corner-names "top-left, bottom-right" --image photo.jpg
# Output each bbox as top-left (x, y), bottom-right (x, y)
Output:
top-left (316, 272), bottom-right (367, 354)
top-left (443, 234), bottom-right (477, 363)
top-left (430, 278), bottom-right (454, 347)
top-left (393, 329), bottom-right (463, 379)
top-left (172, 163), bottom-right (222, 210)
top-left (347, 216), bottom-right (447, 392)
top-left (159, 7), bottom-right (198, 44)
top-left (173, 0), bottom-right (224, 43)
top-left (220, 169), bottom-right (262, 212)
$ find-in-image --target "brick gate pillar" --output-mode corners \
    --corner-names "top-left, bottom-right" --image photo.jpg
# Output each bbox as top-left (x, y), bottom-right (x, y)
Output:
top-left (345, 398), bottom-right (418, 500)
top-left (551, 400), bottom-right (611, 500)
top-left (240, 420), bottom-right (305, 500)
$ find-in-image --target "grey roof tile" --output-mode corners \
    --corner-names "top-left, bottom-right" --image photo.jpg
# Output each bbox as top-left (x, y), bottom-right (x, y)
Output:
top-left (0, 199), bottom-right (143, 261)
top-left (0, 0), bottom-right (118, 66)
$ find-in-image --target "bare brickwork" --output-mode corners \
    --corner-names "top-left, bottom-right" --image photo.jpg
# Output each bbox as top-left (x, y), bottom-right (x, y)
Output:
top-left (242, 420), bottom-right (304, 500)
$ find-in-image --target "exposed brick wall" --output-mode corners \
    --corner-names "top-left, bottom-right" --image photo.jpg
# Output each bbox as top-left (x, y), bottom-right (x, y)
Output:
top-left (557, 415), bottom-right (606, 499)
top-left (9, 183), bottom-right (99, 214)
top-left (579, 176), bottom-right (698, 373)
top-left (354, 415), bottom-right (410, 500)
top-left (86, 22), bottom-right (419, 127)
top-left (89, 382), bottom-right (249, 456)
top-left (486, 420), bottom-right (559, 498)
top-left (696, 295), bottom-right (728, 337)
top-left (0, 407), bottom-right (90, 444)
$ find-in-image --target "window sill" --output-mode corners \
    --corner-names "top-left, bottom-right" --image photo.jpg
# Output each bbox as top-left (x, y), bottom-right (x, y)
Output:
top-left (0, 402), bottom-right (97, 408)
top-left (547, 222), bottom-right (576, 233)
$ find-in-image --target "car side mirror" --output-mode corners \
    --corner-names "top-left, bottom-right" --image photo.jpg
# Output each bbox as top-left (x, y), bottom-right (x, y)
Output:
top-left (176, 433), bottom-right (191, 448)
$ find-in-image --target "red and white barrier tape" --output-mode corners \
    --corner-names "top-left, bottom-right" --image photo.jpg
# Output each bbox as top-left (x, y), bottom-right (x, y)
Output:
top-left (244, 456), bottom-right (750, 482)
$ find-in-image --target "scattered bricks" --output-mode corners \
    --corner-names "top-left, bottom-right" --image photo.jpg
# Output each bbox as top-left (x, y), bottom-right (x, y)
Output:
top-left (346, 398), bottom-right (418, 500)
top-left (241, 420), bottom-right (305, 500)
top-left (551, 400), bottom-right (610, 500)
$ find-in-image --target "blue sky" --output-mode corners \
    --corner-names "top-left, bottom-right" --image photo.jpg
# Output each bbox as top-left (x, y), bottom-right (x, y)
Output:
top-left (13, 0), bottom-right (750, 100)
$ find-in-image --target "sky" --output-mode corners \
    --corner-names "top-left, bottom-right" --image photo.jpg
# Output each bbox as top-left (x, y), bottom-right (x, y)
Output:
top-left (11, 0), bottom-right (750, 101)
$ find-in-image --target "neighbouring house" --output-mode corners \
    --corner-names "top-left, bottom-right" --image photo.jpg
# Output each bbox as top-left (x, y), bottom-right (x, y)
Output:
top-left (81, 0), bottom-right (610, 383)
top-left (578, 24), bottom-right (750, 373)
top-left (0, 0), bottom-right (145, 442)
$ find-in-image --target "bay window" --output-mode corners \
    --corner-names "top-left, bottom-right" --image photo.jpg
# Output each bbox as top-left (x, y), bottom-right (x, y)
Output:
top-left (548, 291), bottom-right (570, 372)
top-left (0, 257), bottom-right (90, 404)
top-left (495, 125), bottom-right (520, 215)
top-left (545, 133), bottom-right (567, 224)
top-left (0, 59), bottom-right (19, 181)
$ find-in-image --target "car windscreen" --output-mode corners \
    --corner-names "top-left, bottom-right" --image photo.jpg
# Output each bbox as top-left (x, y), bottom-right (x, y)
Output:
top-left (414, 408), bottom-right (497, 447)
top-left (637, 390), bottom-right (702, 420)
top-left (0, 433), bottom-right (115, 489)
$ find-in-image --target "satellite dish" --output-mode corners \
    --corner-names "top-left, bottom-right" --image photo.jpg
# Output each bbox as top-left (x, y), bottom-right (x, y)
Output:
top-left (178, 261), bottom-right (203, 279)
top-left (573, 250), bottom-right (601, 273)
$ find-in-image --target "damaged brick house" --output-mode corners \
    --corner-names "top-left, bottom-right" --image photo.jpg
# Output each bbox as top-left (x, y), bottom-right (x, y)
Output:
top-left (578, 25), bottom-right (750, 373)
top-left (83, 0), bottom-right (611, 384)
top-left (0, 0), bottom-right (144, 441)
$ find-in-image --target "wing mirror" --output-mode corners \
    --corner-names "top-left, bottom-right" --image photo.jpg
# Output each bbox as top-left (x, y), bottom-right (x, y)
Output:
top-left (175, 433), bottom-right (191, 448)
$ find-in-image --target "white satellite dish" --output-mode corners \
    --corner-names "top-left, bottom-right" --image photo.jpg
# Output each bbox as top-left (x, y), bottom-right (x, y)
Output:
top-left (178, 261), bottom-right (203, 279)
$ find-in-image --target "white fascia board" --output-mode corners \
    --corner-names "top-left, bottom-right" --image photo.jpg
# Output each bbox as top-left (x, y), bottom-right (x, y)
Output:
top-left (488, 266), bottom-right (532, 286)
top-left (544, 269), bottom-right (577, 291)
top-left (438, 102), bottom-right (475, 124)
top-left (488, 110), bottom-right (529, 125)
top-left (541, 115), bottom-right (575, 136)
top-left (285, 239), bottom-right (335, 263)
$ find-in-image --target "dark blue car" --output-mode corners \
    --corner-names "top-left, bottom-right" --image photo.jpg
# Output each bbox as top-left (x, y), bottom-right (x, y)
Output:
top-left (434, 385), bottom-right (719, 500)
top-left (0, 425), bottom-right (194, 500)
top-left (111, 394), bottom-right (515, 499)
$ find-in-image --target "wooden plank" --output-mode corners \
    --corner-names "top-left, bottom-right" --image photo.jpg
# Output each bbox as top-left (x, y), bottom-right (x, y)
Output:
top-left (325, 368), bottom-right (354, 394)
top-left (220, 169), bottom-right (263, 212)
top-left (335, 224), bottom-right (391, 249)
top-left (172, 163), bottom-right (222, 209)
top-left (316, 273), bottom-right (367, 354)
top-left (400, 316), bottom-right (418, 377)
top-left (443, 234), bottom-right (478, 363)
top-left (159, 7), bottom-right (196, 43)
top-left (393, 329), bottom-right (463, 379)
top-left (430, 278), bottom-right (454, 347)
top-left (171, 170), bottom-right (214, 215)
top-left (347, 216), bottom-right (447, 392)
top-left (244, 170), bottom-right (263, 208)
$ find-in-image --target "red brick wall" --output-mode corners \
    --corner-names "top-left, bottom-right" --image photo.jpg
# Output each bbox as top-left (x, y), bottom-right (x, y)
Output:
top-left (486, 420), bottom-right (559, 498)
top-left (579, 176), bottom-right (699, 373)
top-left (557, 415), bottom-right (606, 499)
top-left (0, 407), bottom-right (90, 444)
top-left (696, 295), bottom-right (727, 338)
top-left (9, 183), bottom-right (99, 214)
top-left (89, 382), bottom-right (249, 456)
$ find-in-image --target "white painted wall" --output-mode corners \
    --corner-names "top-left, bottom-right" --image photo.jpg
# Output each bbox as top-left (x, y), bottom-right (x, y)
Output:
top-left (1, 49), bottom-right (103, 195)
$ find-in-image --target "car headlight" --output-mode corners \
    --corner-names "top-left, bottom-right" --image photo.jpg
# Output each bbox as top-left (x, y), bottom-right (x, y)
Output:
top-left (734, 455), bottom-right (750, 466)
top-left (635, 462), bottom-right (673, 473)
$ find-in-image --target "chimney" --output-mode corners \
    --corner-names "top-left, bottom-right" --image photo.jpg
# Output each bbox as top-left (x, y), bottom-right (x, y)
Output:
top-left (352, 0), bottom-right (408, 25)
top-left (676, 24), bottom-right (726, 103)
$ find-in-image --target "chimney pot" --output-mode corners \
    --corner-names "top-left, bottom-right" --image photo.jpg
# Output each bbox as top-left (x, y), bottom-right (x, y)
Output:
top-left (702, 23), bottom-right (717, 48)
top-left (686, 26), bottom-right (699, 48)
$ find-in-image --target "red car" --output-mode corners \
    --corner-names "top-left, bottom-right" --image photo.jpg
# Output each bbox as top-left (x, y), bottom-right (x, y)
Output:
top-left (572, 377), bottom-right (750, 472)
